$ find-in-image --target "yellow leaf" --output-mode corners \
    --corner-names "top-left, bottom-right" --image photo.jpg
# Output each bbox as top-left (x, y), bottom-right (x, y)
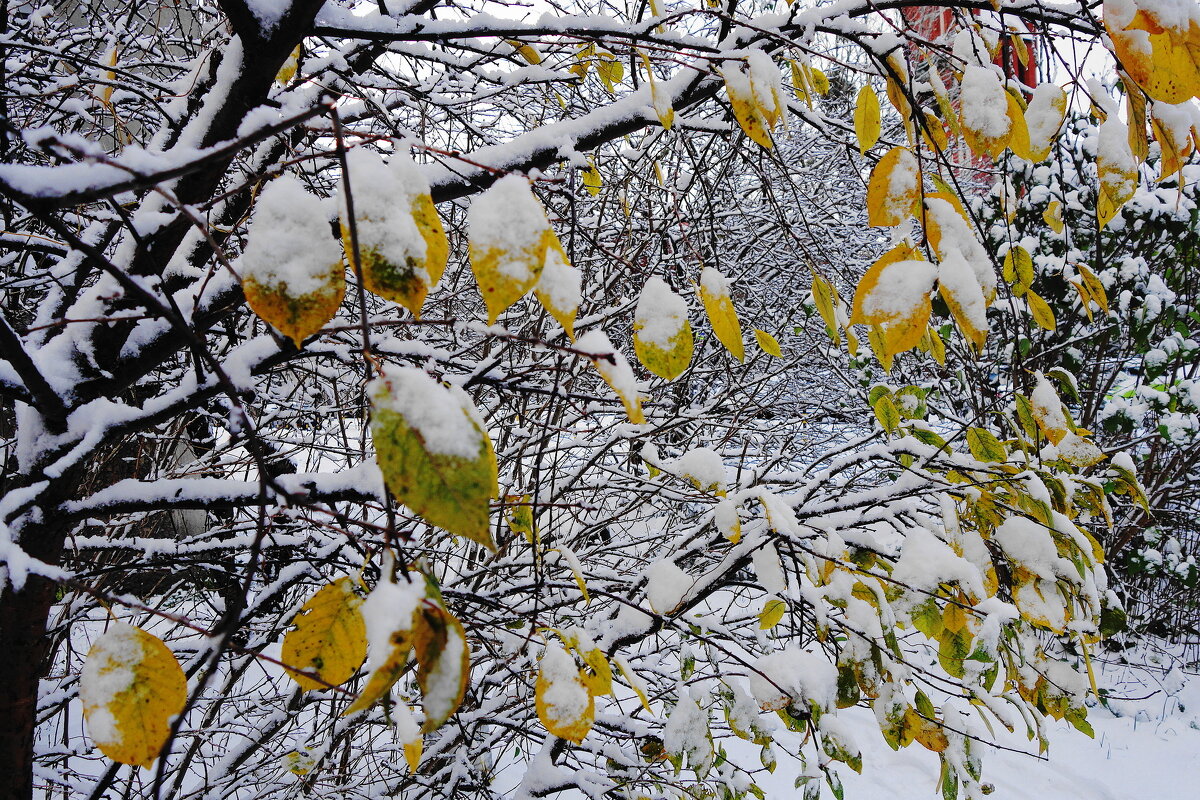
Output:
top-left (370, 366), bottom-right (498, 549)
top-left (582, 159), bottom-right (602, 196)
top-left (468, 175), bottom-right (555, 324)
top-left (533, 237), bottom-right (581, 339)
top-left (1097, 117), bottom-right (1140, 229)
top-left (808, 66), bottom-right (830, 96)
top-left (754, 329), bottom-right (782, 357)
top-left (722, 62), bottom-right (773, 149)
top-left (854, 84), bottom-right (882, 154)
top-left (633, 277), bottom-right (694, 380)
top-left (614, 655), bottom-right (653, 713)
top-left (283, 750), bottom-right (315, 775)
top-left (341, 150), bottom-right (448, 318)
top-left (413, 601), bottom-right (470, 732)
top-left (80, 624), bottom-right (187, 768)
top-left (1021, 84), bottom-right (1068, 162)
top-left (576, 329), bottom-right (646, 424)
top-left (698, 267), bottom-right (745, 361)
top-left (1030, 372), bottom-right (1071, 445)
top-left (404, 738), bottom-right (423, 772)
top-left (641, 53), bottom-right (674, 130)
top-left (1044, 200), bottom-right (1065, 233)
top-left (908, 708), bottom-right (950, 752)
top-left (580, 647), bottom-right (614, 696)
top-left (810, 269), bottom-right (841, 345)
top-left (759, 597), bottom-right (787, 629)
top-left (938, 251), bottom-right (989, 352)
top-left (507, 40), bottom-right (542, 65)
top-left (1105, 3), bottom-right (1200, 104)
top-left (1126, 81), bottom-right (1150, 163)
top-left (867, 147), bottom-right (921, 227)
top-left (1007, 91), bottom-right (1033, 161)
top-left (1026, 290), bottom-right (1057, 331)
top-left (959, 66), bottom-right (1012, 159)
top-left (1002, 246), bottom-right (1035, 297)
top-left (505, 494), bottom-right (535, 544)
top-left (276, 44), bottom-right (301, 85)
top-left (536, 643), bottom-right (594, 743)
top-left (242, 177), bottom-right (345, 347)
top-left (1077, 263), bottom-right (1109, 314)
top-left (281, 578), bottom-right (367, 691)
top-left (848, 244), bottom-right (934, 358)
top-left (597, 54), bottom-right (624, 92)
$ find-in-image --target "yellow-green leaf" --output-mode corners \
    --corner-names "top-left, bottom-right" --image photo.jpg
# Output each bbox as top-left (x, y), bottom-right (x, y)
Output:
top-left (966, 427), bottom-right (1007, 463)
top-left (80, 624), bottom-right (187, 768)
top-left (633, 277), bottom-right (693, 380)
top-left (341, 150), bottom-right (448, 318)
top-left (759, 597), bottom-right (787, 629)
top-left (854, 84), bottom-right (882, 154)
top-left (754, 329), bottom-right (782, 357)
top-left (698, 267), bottom-right (745, 361)
top-left (1002, 246), bottom-right (1035, 297)
top-left (344, 574), bottom-right (422, 716)
top-left (281, 577), bottom-right (367, 691)
top-left (468, 175), bottom-right (555, 324)
top-left (370, 366), bottom-right (498, 549)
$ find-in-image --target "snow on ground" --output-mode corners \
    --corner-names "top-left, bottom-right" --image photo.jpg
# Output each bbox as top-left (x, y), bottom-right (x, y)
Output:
top-left (775, 653), bottom-right (1199, 799)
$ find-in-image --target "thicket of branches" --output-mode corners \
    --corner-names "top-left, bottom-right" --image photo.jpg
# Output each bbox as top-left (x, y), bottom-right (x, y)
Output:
top-left (0, 2), bottom-right (1195, 800)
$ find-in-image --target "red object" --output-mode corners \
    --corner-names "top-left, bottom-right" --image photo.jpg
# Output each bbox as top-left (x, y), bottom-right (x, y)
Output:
top-left (900, 8), bottom-right (1038, 89)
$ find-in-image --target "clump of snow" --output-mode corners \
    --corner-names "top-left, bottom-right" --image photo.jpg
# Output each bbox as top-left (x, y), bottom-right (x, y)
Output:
top-left (369, 366), bottom-right (485, 460)
top-left (894, 526), bottom-right (985, 598)
top-left (539, 642), bottom-right (589, 725)
top-left (1025, 84), bottom-right (1067, 152)
top-left (699, 267), bottom-right (730, 298)
top-left (360, 574), bottom-right (423, 673)
top-left (339, 149), bottom-right (428, 274)
top-left (662, 690), bottom-right (713, 768)
top-left (992, 516), bottom-right (1070, 582)
top-left (881, 148), bottom-right (920, 222)
top-left (421, 614), bottom-right (467, 724)
top-left (751, 541), bottom-right (787, 594)
top-left (79, 623), bottom-right (144, 747)
top-left (1031, 372), bottom-right (1070, 437)
top-left (924, 197), bottom-right (996, 300)
top-left (960, 66), bottom-right (1011, 140)
top-left (239, 175), bottom-right (342, 295)
top-left (859, 260), bottom-right (937, 320)
top-left (535, 246), bottom-right (581, 313)
top-left (937, 248), bottom-right (988, 332)
top-left (635, 277), bottom-right (689, 347)
top-left (673, 447), bottom-right (727, 492)
top-left (643, 558), bottom-right (692, 614)
top-left (468, 174), bottom-right (550, 280)
top-left (749, 647), bottom-right (838, 712)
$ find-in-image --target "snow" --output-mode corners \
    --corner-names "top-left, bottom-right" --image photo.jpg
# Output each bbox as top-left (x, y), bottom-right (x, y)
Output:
top-left (859, 259), bottom-right (936, 319)
top-left (238, 175), bottom-right (342, 296)
top-left (635, 277), bottom-right (689, 348)
top-left (574, 329), bottom-right (641, 407)
top-left (893, 526), bottom-right (984, 598)
top-left (369, 366), bottom-right (484, 459)
top-left (360, 574), bottom-right (422, 673)
top-left (749, 646), bottom-right (838, 712)
top-left (539, 642), bottom-right (589, 726)
top-left (643, 558), bottom-right (692, 615)
top-left (1032, 372), bottom-right (1070, 439)
top-left (672, 447), bottom-right (727, 492)
top-left (467, 174), bottom-right (550, 280)
top-left (535, 246), bottom-right (581, 313)
top-left (960, 66), bottom-right (1011, 140)
top-left (662, 690), bottom-right (713, 766)
top-left (78, 623), bottom-right (143, 748)
top-left (750, 541), bottom-right (786, 594)
top-left (340, 149), bottom-right (428, 276)
top-left (992, 515), bottom-right (1070, 582)
top-left (699, 267), bottom-right (729, 299)
top-left (1025, 84), bottom-right (1067, 152)
top-left (938, 248), bottom-right (988, 333)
